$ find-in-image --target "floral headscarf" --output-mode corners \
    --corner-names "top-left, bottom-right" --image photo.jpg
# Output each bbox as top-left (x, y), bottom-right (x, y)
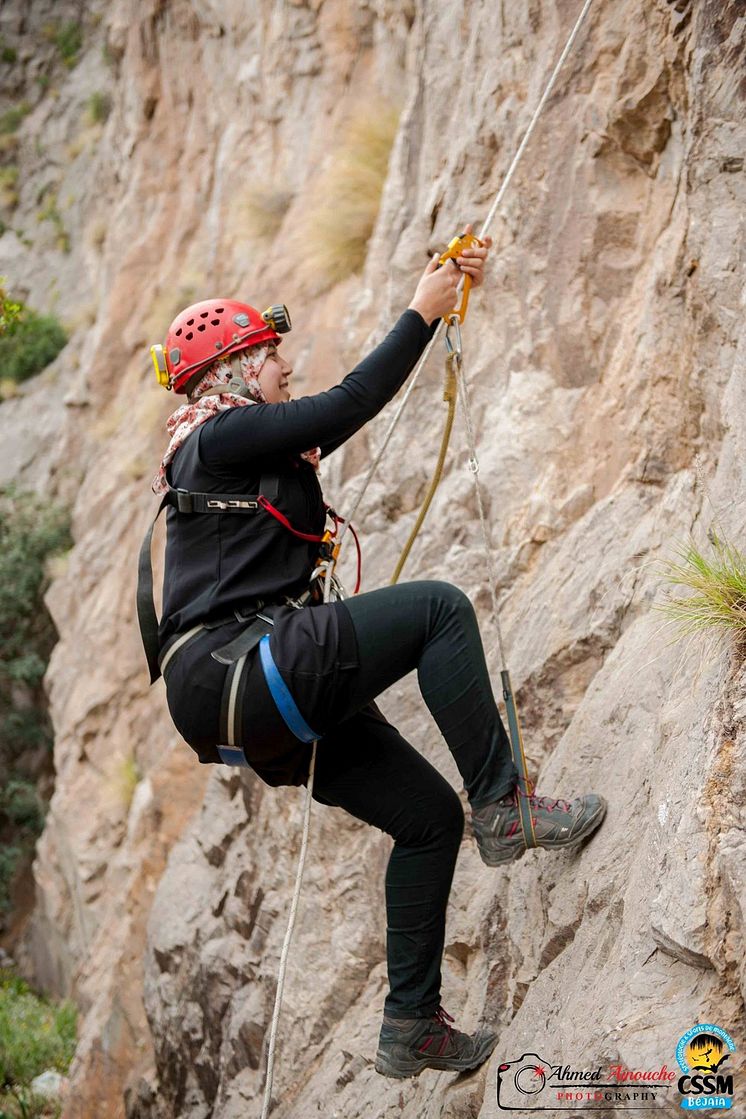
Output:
top-left (152, 344), bottom-right (320, 495)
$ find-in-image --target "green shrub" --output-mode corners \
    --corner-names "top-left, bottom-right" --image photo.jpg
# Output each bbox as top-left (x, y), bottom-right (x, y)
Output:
top-left (0, 301), bottom-right (67, 382)
top-left (0, 105), bottom-right (29, 136)
top-left (0, 41), bottom-right (17, 64)
top-left (1, 780), bottom-right (44, 832)
top-left (0, 489), bottom-right (71, 671)
top-left (0, 490), bottom-right (70, 913)
top-left (0, 848), bottom-right (21, 917)
top-left (0, 968), bottom-right (76, 1089)
top-left (0, 710), bottom-right (51, 756)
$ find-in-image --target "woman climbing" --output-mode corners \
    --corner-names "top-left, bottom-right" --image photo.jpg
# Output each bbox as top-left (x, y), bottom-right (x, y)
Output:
top-left (143, 227), bottom-right (607, 1079)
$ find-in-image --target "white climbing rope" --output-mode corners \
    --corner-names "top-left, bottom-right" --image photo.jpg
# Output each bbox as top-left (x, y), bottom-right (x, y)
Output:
top-left (337, 0), bottom-right (595, 581)
top-left (260, 742), bottom-right (318, 1119)
top-left (260, 2), bottom-right (595, 1112)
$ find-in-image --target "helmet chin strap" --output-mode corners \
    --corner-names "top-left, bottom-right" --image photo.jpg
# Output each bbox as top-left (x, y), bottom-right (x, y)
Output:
top-left (227, 354), bottom-right (252, 397)
top-left (188, 355), bottom-right (255, 401)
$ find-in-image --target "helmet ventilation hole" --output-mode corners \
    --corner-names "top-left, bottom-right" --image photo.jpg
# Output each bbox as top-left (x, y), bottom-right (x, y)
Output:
top-left (211, 319), bottom-right (220, 326)
top-left (175, 328), bottom-right (182, 337)
top-left (198, 324), bottom-right (206, 331)
top-left (185, 331), bottom-right (193, 340)
top-left (215, 307), bottom-right (224, 313)
top-left (186, 318), bottom-right (194, 326)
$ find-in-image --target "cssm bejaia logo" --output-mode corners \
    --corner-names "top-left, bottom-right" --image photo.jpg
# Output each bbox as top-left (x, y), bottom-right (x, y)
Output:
top-left (676, 1025), bottom-right (736, 1110)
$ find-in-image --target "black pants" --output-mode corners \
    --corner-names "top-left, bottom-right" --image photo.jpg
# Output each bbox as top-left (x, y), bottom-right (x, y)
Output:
top-left (167, 580), bottom-right (518, 1020)
top-left (313, 581), bottom-right (517, 1019)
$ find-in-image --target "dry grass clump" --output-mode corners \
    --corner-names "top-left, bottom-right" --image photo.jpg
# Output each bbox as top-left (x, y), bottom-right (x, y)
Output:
top-left (303, 104), bottom-right (400, 289)
top-left (656, 532), bottom-right (746, 645)
top-left (241, 186), bottom-right (294, 242)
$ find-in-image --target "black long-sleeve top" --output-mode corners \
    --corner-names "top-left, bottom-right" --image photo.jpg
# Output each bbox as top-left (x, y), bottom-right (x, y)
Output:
top-left (159, 309), bottom-right (437, 644)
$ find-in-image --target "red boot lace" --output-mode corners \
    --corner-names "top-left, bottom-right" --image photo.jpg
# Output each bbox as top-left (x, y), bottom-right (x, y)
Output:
top-left (520, 779), bottom-right (572, 815)
top-left (418, 1006), bottom-right (456, 1056)
top-left (501, 780), bottom-right (573, 837)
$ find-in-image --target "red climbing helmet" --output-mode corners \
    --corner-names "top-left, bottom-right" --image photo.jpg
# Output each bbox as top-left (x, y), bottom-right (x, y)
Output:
top-left (150, 299), bottom-right (292, 394)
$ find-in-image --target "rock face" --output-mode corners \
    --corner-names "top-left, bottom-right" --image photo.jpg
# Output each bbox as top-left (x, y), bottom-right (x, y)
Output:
top-left (1, 0), bottom-right (745, 1116)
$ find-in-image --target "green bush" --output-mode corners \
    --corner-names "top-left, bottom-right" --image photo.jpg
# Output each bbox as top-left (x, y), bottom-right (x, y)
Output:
top-left (0, 489), bottom-right (71, 912)
top-left (0, 303), bottom-right (67, 383)
top-left (1, 780), bottom-right (44, 832)
top-left (0, 848), bottom-right (21, 918)
top-left (0, 488), bottom-right (71, 671)
top-left (0, 968), bottom-right (76, 1089)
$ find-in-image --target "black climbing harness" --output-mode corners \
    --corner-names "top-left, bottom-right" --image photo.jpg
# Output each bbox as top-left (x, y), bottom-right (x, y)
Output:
top-left (137, 473), bottom-right (333, 764)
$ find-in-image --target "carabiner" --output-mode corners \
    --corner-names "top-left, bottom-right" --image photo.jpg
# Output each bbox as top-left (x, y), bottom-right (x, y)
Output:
top-left (444, 314), bottom-right (463, 361)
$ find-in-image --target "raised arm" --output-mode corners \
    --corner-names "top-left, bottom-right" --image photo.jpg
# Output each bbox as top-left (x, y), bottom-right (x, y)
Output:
top-left (199, 231), bottom-right (492, 469)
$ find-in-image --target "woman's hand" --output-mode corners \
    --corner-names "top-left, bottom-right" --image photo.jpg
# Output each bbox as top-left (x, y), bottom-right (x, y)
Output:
top-left (408, 222), bottom-right (493, 324)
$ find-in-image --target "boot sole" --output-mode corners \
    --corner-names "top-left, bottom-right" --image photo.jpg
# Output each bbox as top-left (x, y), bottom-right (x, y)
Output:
top-left (374, 1031), bottom-right (498, 1079)
top-left (478, 798), bottom-right (607, 866)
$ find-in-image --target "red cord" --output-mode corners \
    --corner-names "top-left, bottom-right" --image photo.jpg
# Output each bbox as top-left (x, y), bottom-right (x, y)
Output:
top-left (258, 495), bottom-right (363, 593)
top-left (258, 495), bottom-right (325, 542)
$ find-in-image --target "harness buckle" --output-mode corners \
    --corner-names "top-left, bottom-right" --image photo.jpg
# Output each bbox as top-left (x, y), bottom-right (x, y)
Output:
top-left (207, 498), bottom-right (259, 511)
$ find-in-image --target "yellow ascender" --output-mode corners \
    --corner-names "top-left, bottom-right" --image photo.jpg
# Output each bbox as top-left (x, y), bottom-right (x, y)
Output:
top-left (438, 231), bottom-right (484, 324)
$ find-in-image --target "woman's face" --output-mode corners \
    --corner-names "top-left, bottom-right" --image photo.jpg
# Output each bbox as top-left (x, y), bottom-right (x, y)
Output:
top-left (257, 343), bottom-right (293, 403)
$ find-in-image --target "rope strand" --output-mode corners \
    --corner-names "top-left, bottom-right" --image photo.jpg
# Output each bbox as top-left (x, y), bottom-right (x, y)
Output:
top-left (337, 0), bottom-right (594, 550)
top-left (260, 738), bottom-right (318, 1119)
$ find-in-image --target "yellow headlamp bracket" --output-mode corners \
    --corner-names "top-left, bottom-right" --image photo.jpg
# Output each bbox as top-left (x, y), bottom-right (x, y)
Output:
top-left (439, 231), bottom-right (484, 324)
top-left (150, 344), bottom-right (171, 390)
top-left (262, 304), bottom-right (292, 334)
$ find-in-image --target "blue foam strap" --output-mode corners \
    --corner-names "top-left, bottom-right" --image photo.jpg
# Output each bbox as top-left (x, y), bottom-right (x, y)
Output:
top-left (258, 635), bottom-right (319, 743)
top-left (217, 746), bottom-right (251, 768)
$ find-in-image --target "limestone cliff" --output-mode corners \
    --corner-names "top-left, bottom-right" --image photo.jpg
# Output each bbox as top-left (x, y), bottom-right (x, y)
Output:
top-left (1, 1), bottom-right (744, 1117)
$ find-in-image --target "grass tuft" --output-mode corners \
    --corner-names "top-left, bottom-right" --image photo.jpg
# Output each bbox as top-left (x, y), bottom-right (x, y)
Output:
top-left (303, 104), bottom-right (400, 288)
top-left (37, 192), bottom-right (70, 254)
top-left (655, 533), bottom-right (746, 645)
top-left (52, 21), bottom-right (83, 69)
top-left (86, 91), bottom-right (111, 125)
top-left (0, 166), bottom-right (19, 211)
top-left (240, 186), bottom-right (293, 242)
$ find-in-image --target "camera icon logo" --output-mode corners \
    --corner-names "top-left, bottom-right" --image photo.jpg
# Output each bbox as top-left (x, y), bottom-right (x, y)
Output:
top-left (497, 1053), bottom-right (552, 1110)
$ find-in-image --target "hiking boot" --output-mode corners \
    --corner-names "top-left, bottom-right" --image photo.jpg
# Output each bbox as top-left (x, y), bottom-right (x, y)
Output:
top-left (471, 784), bottom-right (607, 867)
top-left (374, 1005), bottom-right (498, 1079)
